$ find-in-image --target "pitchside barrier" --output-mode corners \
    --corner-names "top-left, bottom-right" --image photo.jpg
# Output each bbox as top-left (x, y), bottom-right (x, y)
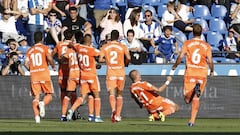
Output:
top-left (0, 64), bottom-right (240, 119)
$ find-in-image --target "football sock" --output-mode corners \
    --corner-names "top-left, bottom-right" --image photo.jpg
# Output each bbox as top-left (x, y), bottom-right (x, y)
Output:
top-left (71, 97), bottom-right (83, 111)
top-left (32, 99), bottom-right (39, 116)
top-left (189, 97), bottom-right (200, 124)
top-left (88, 95), bottom-right (94, 116)
top-left (71, 91), bottom-right (77, 105)
top-left (109, 95), bottom-right (116, 112)
top-left (62, 96), bottom-right (70, 115)
top-left (94, 98), bottom-right (101, 117)
top-left (116, 96), bottom-right (123, 117)
top-left (60, 89), bottom-right (66, 106)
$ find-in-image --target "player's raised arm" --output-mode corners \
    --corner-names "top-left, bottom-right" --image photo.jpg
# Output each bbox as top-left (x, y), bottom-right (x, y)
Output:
top-left (152, 76), bottom-right (172, 93)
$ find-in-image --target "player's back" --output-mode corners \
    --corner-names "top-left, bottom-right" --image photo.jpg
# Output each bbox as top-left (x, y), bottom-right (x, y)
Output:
top-left (64, 45), bottom-right (80, 79)
top-left (101, 41), bottom-right (128, 77)
top-left (53, 41), bottom-right (70, 61)
top-left (130, 81), bottom-right (162, 105)
top-left (75, 44), bottom-right (99, 77)
top-left (183, 38), bottom-right (211, 77)
top-left (26, 43), bottom-right (51, 82)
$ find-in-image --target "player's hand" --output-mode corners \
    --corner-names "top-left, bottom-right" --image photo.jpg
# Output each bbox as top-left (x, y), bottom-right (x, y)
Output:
top-left (166, 76), bottom-right (172, 82)
top-left (171, 65), bottom-right (177, 70)
top-left (96, 64), bottom-right (102, 69)
top-left (210, 71), bottom-right (214, 77)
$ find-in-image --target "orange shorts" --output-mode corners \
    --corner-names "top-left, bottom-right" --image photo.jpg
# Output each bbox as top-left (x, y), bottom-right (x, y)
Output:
top-left (106, 76), bottom-right (125, 91)
top-left (67, 79), bottom-right (79, 91)
top-left (80, 76), bottom-right (100, 95)
top-left (147, 97), bottom-right (177, 114)
top-left (184, 76), bottom-right (207, 96)
top-left (31, 81), bottom-right (54, 96)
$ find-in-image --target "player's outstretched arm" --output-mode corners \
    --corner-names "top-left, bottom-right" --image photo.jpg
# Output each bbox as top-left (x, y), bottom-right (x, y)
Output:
top-left (153, 76), bottom-right (172, 93)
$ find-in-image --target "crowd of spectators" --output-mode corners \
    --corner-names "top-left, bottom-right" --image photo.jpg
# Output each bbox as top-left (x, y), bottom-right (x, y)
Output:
top-left (0, 0), bottom-right (240, 75)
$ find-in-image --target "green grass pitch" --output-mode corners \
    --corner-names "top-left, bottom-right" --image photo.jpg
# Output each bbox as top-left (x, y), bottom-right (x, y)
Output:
top-left (0, 118), bottom-right (239, 135)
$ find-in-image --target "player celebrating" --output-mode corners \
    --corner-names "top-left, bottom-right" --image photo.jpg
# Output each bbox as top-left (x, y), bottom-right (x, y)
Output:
top-left (99, 30), bottom-right (131, 123)
top-left (60, 31), bottom-right (80, 121)
top-left (67, 34), bottom-right (104, 122)
top-left (172, 24), bottom-right (214, 127)
top-left (52, 30), bottom-right (77, 121)
top-left (24, 31), bottom-right (56, 123)
top-left (129, 69), bottom-right (178, 122)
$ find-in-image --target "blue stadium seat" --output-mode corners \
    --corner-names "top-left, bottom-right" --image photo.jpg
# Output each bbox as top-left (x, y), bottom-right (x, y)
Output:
top-left (111, 0), bottom-right (127, 6)
top-left (157, 3), bottom-right (167, 19)
top-left (207, 31), bottom-right (223, 48)
top-left (194, 18), bottom-right (209, 34)
top-left (161, 0), bottom-right (170, 4)
top-left (188, 32), bottom-right (206, 41)
top-left (209, 18), bottom-right (228, 36)
top-left (174, 32), bottom-right (187, 50)
top-left (211, 4), bottom-right (227, 19)
top-left (143, 0), bottom-right (161, 6)
top-left (193, 5), bottom-right (212, 20)
top-left (142, 5), bottom-right (157, 18)
top-left (147, 46), bottom-right (156, 63)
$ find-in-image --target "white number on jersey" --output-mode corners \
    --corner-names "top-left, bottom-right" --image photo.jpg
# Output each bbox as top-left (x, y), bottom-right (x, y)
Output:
top-left (30, 53), bottom-right (42, 66)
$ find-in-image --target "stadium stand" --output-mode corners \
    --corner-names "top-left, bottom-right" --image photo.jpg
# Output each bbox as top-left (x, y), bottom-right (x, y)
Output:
top-left (193, 18), bottom-right (209, 34)
top-left (209, 18), bottom-right (228, 36)
top-left (157, 3), bottom-right (167, 19)
top-left (193, 4), bottom-right (212, 20)
top-left (211, 4), bottom-right (228, 19)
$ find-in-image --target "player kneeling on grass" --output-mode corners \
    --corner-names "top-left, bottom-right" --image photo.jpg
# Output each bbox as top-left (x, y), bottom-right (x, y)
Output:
top-left (129, 69), bottom-right (178, 121)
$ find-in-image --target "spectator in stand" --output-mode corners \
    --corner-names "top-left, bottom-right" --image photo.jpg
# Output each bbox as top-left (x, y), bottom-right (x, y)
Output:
top-left (70, 0), bottom-right (88, 20)
top-left (125, 0), bottom-right (143, 20)
top-left (99, 7), bottom-right (124, 47)
top-left (52, 0), bottom-right (70, 20)
top-left (222, 28), bottom-right (240, 59)
top-left (155, 25), bottom-right (179, 63)
top-left (93, 0), bottom-right (111, 29)
top-left (2, 0), bottom-right (17, 11)
top-left (61, 6), bottom-right (92, 43)
top-left (123, 8), bottom-right (142, 39)
top-left (16, 0), bottom-right (29, 38)
top-left (0, 9), bottom-right (25, 44)
top-left (139, 10), bottom-right (160, 51)
top-left (1, 51), bottom-right (25, 76)
top-left (121, 29), bottom-right (147, 64)
top-left (17, 36), bottom-right (31, 63)
top-left (44, 10), bottom-right (62, 46)
top-left (4, 39), bottom-right (21, 55)
top-left (176, 1), bottom-right (195, 27)
top-left (230, 0), bottom-right (240, 35)
top-left (28, 0), bottom-right (52, 46)
top-left (161, 2), bottom-right (193, 32)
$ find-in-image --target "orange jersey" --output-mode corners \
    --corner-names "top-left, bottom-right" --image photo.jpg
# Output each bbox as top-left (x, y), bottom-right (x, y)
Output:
top-left (75, 44), bottom-right (100, 78)
top-left (64, 46), bottom-right (80, 80)
top-left (182, 39), bottom-right (212, 77)
top-left (100, 41), bottom-right (129, 77)
top-left (53, 41), bottom-right (70, 79)
top-left (130, 81), bottom-right (164, 109)
top-left (25, 43), bottom-right (52, 82)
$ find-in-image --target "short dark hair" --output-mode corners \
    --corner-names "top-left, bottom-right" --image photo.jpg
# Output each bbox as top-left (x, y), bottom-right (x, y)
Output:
top-left (193, 24), bottom-right (202, 37)
top-left (6, 39), bottom-right (16, 45)
top-left (127, 29), bottom-right (135, 36)
top-left (69, 6), bottom-right (78, 12)
top-left (111, 30), bottom-right (119, 41)
top-left (129, 69), bottom-right (138, 82)
top-left (34, 31), bottom-right (43, 43)
top-left (64, 29), bottom-right (74, 40)
top-left (163, 25), bottom-right (173, 32)
top-left (9, 52), bottom-right (18, 58)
